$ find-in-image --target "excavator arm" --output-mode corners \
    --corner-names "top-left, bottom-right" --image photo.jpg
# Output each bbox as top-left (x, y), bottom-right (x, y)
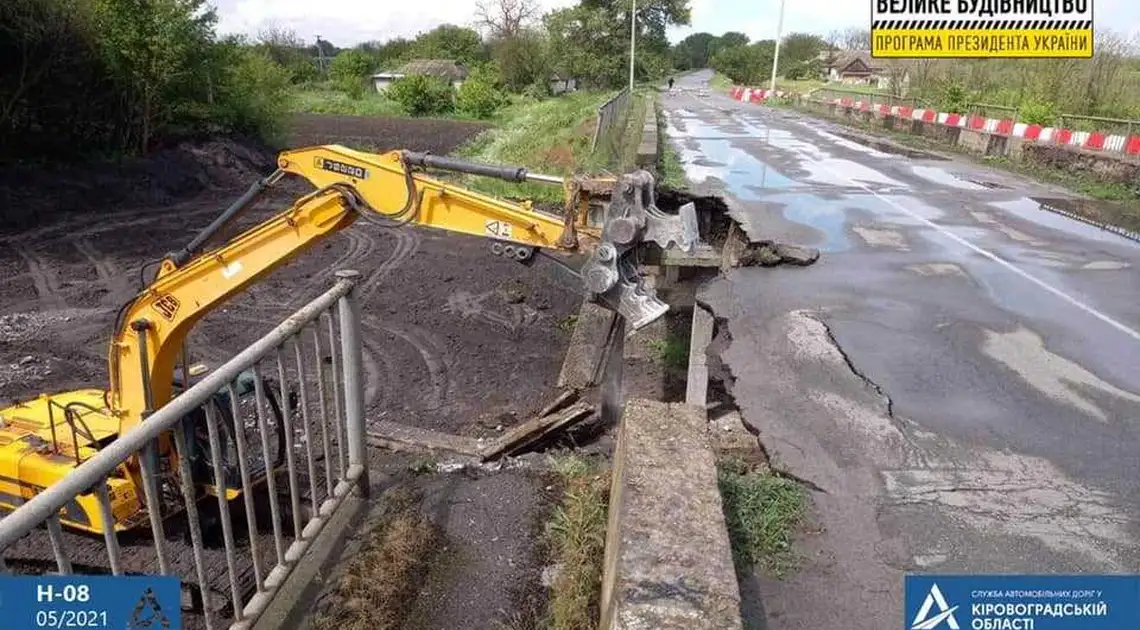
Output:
top-left (107, 144), bottom-right (700, 438)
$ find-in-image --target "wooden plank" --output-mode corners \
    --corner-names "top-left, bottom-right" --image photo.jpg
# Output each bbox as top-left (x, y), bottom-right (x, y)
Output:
top-left (479, 402), bottom-right (595, 461)
top-left (367, 421), bottom-right (484, 457)
top-left (537, 389), bottom-right (580, 419)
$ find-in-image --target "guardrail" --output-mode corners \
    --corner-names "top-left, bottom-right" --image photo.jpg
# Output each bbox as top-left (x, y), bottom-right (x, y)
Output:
top-left (813, 87), bottom-right (931, 111)
top-left (593, 89), bottom-right (634, 166)
top-left (0, 272), bottom-right (368, 630)
top-left (967, 102), bottom-right (1019, 120)
top-left (1060, 114), bottom-right (1138, 136)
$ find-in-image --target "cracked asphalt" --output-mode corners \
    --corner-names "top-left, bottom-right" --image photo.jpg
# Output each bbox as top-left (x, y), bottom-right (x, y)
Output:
top-left (664, 71), bottom-right (1140, 629)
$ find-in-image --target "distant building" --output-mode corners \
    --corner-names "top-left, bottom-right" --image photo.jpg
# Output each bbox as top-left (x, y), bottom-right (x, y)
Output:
top-left (819, 50), bottom-right (909, 91)
top-left (373, 59), bottom-right (470, 93)
top-left (550, 74), bottom-right (578, 95)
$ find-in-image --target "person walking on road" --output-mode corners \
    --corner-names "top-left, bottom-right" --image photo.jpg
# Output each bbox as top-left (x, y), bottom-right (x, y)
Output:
top-left (667, 77), bottom-right (675, 91)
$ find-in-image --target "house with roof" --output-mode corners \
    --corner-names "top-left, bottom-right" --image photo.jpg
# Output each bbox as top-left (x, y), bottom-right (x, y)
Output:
top-left (373, 59), bottom-right (470, 93)
top-left (819, 50), bottom-right (909, 91)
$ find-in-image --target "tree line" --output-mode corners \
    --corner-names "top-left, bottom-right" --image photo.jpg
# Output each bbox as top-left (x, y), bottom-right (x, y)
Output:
top-left (285, 0), bottom-right (692, 116)
top-left (0, 0), bottom-right (694, 163)
top-left (1, 0), bottom-right (293, 164)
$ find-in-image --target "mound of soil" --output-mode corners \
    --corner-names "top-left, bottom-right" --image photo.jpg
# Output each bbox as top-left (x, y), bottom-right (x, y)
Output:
top-left (0, 137), bottom-right (276, 231)
top-left (287, 114), bottom-right (492, 155)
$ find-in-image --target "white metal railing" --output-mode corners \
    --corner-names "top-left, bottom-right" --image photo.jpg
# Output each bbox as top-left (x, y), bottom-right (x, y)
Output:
top-left (0, 270), bottom-right (369, 630)
top-left (592, 88), bottom-right (634, 159)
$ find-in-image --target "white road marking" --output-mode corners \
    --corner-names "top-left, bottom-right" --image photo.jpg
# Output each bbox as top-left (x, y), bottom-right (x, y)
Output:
top-left (768, 114), bottom-right (1140, 344)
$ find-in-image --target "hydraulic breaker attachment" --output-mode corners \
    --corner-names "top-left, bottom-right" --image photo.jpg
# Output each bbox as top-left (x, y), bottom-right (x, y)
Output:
top-left (394, 151), bottom-right (702, 332)
top-left (584, 170), bottom-right (701, 330)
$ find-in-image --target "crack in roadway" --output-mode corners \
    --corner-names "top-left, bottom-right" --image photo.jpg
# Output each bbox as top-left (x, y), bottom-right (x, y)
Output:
top-left (817, 318), bottom-right (896, 420)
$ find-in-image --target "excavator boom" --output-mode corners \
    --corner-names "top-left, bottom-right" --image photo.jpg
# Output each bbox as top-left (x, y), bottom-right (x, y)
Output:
top-left (107, 145), bottom-right (699, 437)
top-left (3, 144), bottom-right (701, 538)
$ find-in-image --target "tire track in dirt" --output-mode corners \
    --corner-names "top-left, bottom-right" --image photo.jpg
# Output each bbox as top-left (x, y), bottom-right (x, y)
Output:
top-left (364, 314), bottom-right (452, 412)
top-left (0, 200), bottom-right (224, 246)
top-left (358, 226), bottom-right (423, 303)
top-left (281, 226), bottom-right (380, 311)
top-left (14, 246), bottom-right (66, 310)
top-left (72, 238), bottom-right (133, 304)
top-left (210, 310), bottom-right (390, 410)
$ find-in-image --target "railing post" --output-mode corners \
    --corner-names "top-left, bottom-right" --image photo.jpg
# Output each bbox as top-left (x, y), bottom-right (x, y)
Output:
top-left (335, 269), bottom-right (368, 498)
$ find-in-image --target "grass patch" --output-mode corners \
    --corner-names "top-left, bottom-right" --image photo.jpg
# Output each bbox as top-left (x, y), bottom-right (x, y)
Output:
top-left (651, 337), bottom-right (690, 370)
top-left (709, 72), bottom-right (733, 91)
top-left (456, 91), bottom-right (615, 203)
top-left (289, 87), bottom-right (404, 117)
top-left (656, 97), bottom-right (688, 190)
top-left (311, 490), bottom-right (439, 630)
top-left (542, 455), bottom-right (610, 630)
top-left (986, 155), bottom-right (1140, 205)
top-left (556, 314), bottom-right (579, 332)
top-left (717, 457), bottom-right (805, 578)
top-left (778, 78), bottom-right (828, 94)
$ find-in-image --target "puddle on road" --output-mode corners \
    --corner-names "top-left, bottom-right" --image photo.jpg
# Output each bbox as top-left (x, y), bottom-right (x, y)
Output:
top-left (910, 166), bottom-right (987, 190)
top-left (763, 127), bottom-right (909, 189)
top-left (991, 197), bottom-right (1140, 244)
top-left (674, 136), bottom-right (801, 198)
top-left (784, 203), bottom-right (852, 252)
top-left (830, 130), bottom-right (950, 161)
top-left (669, 115), bottom-right (768, 140)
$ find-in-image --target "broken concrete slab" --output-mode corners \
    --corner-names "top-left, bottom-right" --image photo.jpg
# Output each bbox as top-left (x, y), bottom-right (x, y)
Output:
top-left (558, 301), bottom-right (616, 391)
top-left (686, 303), bottom-right (714, 408)
top-left (600, 399), bottom-right (743, 630)
top-left (774, 243), bottom-right (821, 266)
top-left (732, 242), bottom-right (822, 268)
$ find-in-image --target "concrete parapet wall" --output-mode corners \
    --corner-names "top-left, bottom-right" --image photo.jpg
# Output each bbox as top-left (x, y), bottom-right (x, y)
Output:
top-left (599, 399), bottom-right (743, 630)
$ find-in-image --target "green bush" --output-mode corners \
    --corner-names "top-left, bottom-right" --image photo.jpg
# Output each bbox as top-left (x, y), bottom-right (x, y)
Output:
top-left (215, 48), bottom-right (293, 139)
top-left (941, 82), bottom-right (969, 114)
top-left (387, 75), bottom-right (455, 116)
top-left (522, 81), bottom-right (551, 100)
top-left (329, 48), bottom-right (373, 98)
top-left (456, 65), bottom-right (508, 119)
top-left (1, 0), bottom-right (294, 162)
top-left (1019, 101), bottom-right (1057, 126)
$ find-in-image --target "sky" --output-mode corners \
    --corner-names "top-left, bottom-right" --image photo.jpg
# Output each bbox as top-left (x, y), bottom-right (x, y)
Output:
top-left (211, 0), bottom-right (1140, 48)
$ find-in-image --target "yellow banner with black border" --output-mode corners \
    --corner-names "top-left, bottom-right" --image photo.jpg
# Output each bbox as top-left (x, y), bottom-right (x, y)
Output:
top-left (873, 28), bottom-right (1092, 57)
top-left (871, 0), bottom-right (1095, 58)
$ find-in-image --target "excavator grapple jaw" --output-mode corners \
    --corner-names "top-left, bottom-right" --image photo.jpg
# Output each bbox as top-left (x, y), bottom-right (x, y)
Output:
top-left (583, 170), bottom-right (701, 331)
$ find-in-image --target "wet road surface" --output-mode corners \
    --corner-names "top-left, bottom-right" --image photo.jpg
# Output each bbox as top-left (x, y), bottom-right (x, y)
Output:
top-left (664, 71), bottom-right (1140, 629)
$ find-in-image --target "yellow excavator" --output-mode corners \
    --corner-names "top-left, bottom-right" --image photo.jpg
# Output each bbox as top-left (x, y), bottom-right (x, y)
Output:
top-left (0, 144), bottom-right (703, 537)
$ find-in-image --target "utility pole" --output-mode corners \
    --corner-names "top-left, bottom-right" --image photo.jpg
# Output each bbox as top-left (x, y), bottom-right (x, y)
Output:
top-left (629, 0), bottom-right (637, 92)
top-left (768, 0), bottom-right (786, 94)
top-left (316, 35), bottom-right (327, 74)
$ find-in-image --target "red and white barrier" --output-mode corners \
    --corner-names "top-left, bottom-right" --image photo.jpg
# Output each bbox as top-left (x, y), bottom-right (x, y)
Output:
top-left (729, 87), bottom-right (786, 104)
top-left (725, 83), bottom-right (1140, 156)
top-left (845, 99), bottom-right (1135, 156)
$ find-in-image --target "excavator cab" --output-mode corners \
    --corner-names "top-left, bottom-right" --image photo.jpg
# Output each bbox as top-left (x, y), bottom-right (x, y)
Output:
top-left (172, 368), bottom-right (289, 500)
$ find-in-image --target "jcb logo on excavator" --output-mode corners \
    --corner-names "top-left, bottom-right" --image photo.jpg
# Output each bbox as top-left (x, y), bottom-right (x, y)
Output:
top-left (151, 294), bottom-right (180, 321)
top-left (314, 156), bottom-right (369, 179)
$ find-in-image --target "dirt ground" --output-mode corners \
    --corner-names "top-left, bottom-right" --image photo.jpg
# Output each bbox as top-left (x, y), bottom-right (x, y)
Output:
top-left (0, 114), bottom-right (580, 628)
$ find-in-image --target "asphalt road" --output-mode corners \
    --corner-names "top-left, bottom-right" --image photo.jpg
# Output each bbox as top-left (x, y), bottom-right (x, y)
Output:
top-left (664, 71), bottom-right (1140, 629)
